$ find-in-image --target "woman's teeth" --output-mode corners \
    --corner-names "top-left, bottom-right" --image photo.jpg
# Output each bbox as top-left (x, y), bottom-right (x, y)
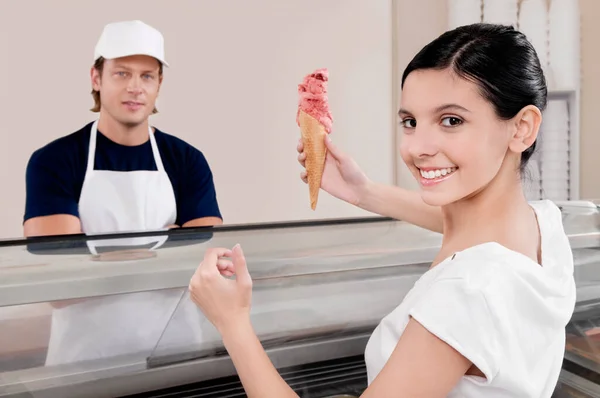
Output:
top-left (420, 167), bottom-right (457, 179)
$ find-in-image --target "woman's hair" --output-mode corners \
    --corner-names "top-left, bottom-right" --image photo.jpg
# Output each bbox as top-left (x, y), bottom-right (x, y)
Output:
top-left (401, 23), bottom-right (547, 172)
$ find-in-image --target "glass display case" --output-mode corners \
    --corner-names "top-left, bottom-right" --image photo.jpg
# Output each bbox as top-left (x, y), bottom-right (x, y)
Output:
top-left (1, 200), bottom-right (600, 397)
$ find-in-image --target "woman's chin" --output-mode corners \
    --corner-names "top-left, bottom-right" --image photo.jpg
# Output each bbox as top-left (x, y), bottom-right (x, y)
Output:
top-left (419, 190), bottom-right (457, 207)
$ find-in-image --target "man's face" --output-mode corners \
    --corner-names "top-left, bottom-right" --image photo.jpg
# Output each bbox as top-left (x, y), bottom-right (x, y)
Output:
top-left (91, 55), bottom-right (162, 127)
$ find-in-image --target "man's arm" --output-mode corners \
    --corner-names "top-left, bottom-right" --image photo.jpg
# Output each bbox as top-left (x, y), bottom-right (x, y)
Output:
top-left (183, 217), bottom-right (223, 228)
top-left (23, 215), bottom-right (82, 237)
top-left (23, 149), bottom-right (82, 237)
top-left (177, 148), bottom-right (223, 228)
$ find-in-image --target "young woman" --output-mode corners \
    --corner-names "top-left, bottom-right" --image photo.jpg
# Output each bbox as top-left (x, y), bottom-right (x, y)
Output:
top-left (188, 23), bottom-right (576, 397)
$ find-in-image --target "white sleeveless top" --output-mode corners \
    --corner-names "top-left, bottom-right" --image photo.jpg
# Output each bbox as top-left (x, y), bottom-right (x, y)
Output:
top-left (364, 200), bottom-right (576, 397)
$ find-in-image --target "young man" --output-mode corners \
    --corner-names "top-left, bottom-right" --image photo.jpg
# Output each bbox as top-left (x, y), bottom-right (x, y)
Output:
top-left (23, 20), bottom-right (223, 238)
top-left (22, 20), bottom-right (221, 366)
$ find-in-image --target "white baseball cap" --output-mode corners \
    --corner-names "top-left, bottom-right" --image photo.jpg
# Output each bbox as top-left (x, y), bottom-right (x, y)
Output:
top-left (94, 20), bottom-right (169, 67)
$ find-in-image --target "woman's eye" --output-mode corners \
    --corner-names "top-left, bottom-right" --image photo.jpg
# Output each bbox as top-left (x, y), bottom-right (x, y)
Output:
top-left (441, 117), bottom-right (462, 127)
top-left (401, 118), bottom-right (416, 128)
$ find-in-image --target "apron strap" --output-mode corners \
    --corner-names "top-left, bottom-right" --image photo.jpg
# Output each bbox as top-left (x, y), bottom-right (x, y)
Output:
top-left (149, 127), bottom-right (166, 172)
top-left (86, 120), bottom-right (100, 173)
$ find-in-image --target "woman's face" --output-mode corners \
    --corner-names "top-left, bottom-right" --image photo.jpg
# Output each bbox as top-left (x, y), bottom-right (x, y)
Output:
top-left (399, 68), bottom-right (517, 207)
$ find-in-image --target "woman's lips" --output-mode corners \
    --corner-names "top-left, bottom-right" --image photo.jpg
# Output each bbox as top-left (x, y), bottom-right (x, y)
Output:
top-left (418, 167), bottom-right (458, 187)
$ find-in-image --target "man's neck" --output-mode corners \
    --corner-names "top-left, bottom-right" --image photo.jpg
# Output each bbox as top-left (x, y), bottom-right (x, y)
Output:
top-left (96, 112), bottom-right (150, 146)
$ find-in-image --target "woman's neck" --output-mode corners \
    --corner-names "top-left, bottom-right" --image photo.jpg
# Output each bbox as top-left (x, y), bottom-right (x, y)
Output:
top-left (440, 165), bottom-right (534, 254)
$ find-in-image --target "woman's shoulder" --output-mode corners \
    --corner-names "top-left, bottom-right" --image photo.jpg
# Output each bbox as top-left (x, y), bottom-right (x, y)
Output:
top-left (433, 242), bottom-right (525, 289)
top-left (439, 243), bottom-right (571, 295)
top-left (438, 199), bottom-right (571, 284)
top-left (433, 235), bottom-right (575, 328)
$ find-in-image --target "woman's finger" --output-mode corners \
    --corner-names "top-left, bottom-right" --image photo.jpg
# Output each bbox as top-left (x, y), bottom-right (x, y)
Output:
top-left (216, 259), bottom-right (235, 276)
top-left (231, 244), bottom-right (252, 287)
top-left (297, 152), bottom-right (306, 167)
top-left (324, 135), bottom-right (345, 162)
top-left (203, 248), bottom-right (232, 264)
top-left (196, 248), bottom-right (233, 278)
top-left (297, 138), bottom-right (304, 153)
top-left (216, 258), bottom-right (233, 269)
top-left (300, 171), bottom-right (307, 183)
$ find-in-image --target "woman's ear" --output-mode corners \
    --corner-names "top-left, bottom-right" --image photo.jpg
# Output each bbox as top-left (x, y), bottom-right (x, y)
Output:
top-left (509, 105), bottom-right (542, 154)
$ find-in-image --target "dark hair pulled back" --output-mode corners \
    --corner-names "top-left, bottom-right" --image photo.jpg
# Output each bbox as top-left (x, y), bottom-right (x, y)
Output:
top-left (401, 23), bottom-right (547, 171)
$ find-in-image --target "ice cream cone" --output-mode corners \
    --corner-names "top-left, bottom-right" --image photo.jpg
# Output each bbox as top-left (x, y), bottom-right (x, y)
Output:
top-left (298, 110), bottom-right (327, 210)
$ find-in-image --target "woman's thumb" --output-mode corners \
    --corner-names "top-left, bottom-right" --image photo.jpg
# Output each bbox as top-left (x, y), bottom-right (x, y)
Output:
top-left (324, 135), bottom-right (344, 161)
top-left (232, 244), bottom-right (252, 286)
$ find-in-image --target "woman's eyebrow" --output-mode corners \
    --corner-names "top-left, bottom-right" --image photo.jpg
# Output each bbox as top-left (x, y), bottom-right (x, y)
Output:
top-left (398, 108), bottom-right (412, 117)
top-left (398, 104), bottom-right (471, 117)
top-left (434, 104), bottom-right (471, 113)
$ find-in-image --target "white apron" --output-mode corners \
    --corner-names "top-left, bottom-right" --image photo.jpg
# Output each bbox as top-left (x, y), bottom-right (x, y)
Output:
top-left (45, 120), bottom-right (204, 366)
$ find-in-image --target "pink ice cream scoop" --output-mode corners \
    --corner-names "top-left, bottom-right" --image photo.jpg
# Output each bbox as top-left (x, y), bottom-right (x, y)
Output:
top-left (296, 68), bottom-right (333, 133)
top-left (296, 68), bottom-right (333, 211)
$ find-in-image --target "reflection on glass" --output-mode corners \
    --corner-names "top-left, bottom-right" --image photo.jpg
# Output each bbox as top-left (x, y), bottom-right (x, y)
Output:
top-left (44, 288), bottom-right (188, 367)
top-left (0, 303), bottom-right (51, 373)
top-left (0, 288), bottom-right (194, 374)
top-left (565, 301), bottom-right (600, 375)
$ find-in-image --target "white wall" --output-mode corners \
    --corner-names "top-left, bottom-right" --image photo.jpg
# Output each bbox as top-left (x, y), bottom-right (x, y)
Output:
top-left (579, 0), bottom-right (600, 199)
top-left (0, 0), bottom-right (395, 239)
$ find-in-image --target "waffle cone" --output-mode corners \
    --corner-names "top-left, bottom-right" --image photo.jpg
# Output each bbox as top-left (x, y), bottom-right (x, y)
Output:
top-left (298, 110), bottom-right (327, 210)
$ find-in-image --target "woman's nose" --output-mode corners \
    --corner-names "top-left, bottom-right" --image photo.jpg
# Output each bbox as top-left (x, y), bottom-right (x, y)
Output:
top-left (406, 129), bottom-right (439, 158)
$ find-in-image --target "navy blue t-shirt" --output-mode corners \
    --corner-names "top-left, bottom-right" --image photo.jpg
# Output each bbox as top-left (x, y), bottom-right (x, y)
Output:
top-left (24, 121), bottom-right (222, 226)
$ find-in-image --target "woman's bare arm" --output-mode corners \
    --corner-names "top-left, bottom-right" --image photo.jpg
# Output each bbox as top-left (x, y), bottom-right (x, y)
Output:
top-left (359, 181), bottom-right (443, 233)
